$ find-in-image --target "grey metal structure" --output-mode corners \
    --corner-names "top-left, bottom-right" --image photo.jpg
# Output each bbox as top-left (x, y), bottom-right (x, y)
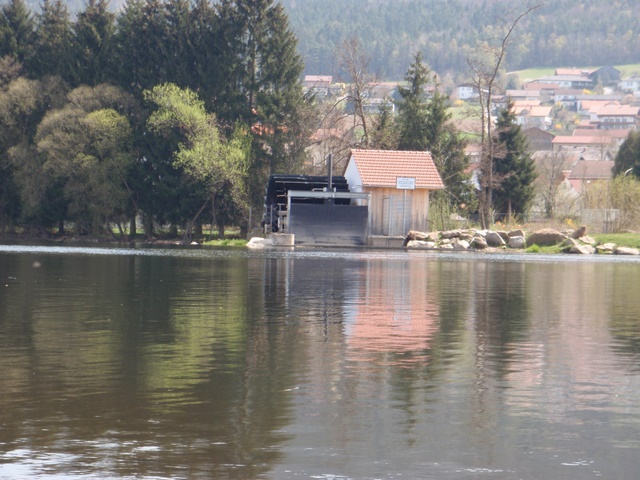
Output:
top-left (286, 190), bottom-right (371, 246)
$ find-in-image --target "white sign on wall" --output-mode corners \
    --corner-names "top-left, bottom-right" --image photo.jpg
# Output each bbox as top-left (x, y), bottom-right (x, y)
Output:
top-left (396, 177), bottom-right (416, 190)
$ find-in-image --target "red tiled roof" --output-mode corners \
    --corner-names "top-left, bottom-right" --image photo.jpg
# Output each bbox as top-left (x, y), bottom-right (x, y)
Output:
top-left (525, 81), bottom-right (559, 91)
top-left (596, 105), bottom-right (640, 116)
top-left (304, 75), bottom-right (332, 84)
top-left (555, 68), bottom-right (594, 76)
top-left (553, 135), bottom-right (611, 145)
top-left (513, 105), bottom-right (552, 116)
top-left (572, 129), bottom-right (631, 139)
top-left (349, 149), bottom-right (444, 189)
top-left (581, 100), bottom-right (620, 112)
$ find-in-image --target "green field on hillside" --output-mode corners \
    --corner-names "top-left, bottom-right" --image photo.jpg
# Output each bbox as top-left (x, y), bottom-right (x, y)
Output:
top-left (513, 63), bottom-right (640, 82)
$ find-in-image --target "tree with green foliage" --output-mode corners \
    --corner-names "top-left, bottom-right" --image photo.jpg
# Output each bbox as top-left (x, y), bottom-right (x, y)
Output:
top-left (71, 0), bottom-right (116, 87)
top-left (0, 73), bottom-right (68, 232)
top-left (185, 0), bottom-right (228, 113)
top-left (21, 84), bottom-right (139, 236)
top-left (30, 0), bottom-right (73, 81)
top-left (0, 54), bottom-right (22, 86)
top-left (144, 83), bottom-right (250, 242)
top-left (424, 88), bottom-right (474, 212)
top-left (395, 52), bottom-right (432, 151)
top-left (613, 131), bottom-right (640, 178)
top-left (395, 52), bottom-right (474, 212)
top-left (492, 102), bottom-right (537, 219)
top-left (0, 0), bottom-right (313, 236)
top-left (0, 0), bottom-right (35, 63)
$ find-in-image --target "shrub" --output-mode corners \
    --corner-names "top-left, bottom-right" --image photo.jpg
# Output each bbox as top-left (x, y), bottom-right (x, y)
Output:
top-left (581, 176), bottom-right (640, 233)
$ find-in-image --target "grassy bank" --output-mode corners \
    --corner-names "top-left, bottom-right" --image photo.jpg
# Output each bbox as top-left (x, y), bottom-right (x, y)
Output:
top-left (592, 233), bottom-right (640, 249)
top-left (525, 233), bottom-right (640, 254)
top-left (202, 238), bottom-right (247, 247)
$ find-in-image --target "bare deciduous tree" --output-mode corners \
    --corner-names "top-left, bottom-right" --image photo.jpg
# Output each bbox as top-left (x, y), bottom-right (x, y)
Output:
top-left (535, 150), bottom-right (576, 218)
top-left (336, 36), bottom-right (378, 148)
top-left (467, 4), bottom-right (541, 228)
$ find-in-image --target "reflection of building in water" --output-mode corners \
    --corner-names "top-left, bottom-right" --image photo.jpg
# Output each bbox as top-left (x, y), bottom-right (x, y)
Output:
top-left (259, 254), bottom-right (439, 365)
top-left (343, 258), bottom-right (440, 364)
top-left (260, 254), bottom-right (361, 324)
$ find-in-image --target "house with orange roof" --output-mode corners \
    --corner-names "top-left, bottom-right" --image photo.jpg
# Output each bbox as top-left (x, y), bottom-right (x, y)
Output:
top-left (576, 97), bottom-right (622, 114)
top-left (593, 104), bottom-right (640, 130)
top-left (524, 81), bottom-right (559, 94)
top-left (344, 149), bottom-right (444, 236)
top-left (304, 75), bottom-right (332, 88)
top-left (524, 127), bottom-right (554, 151)
top-left (511, 99), bottom-right (542, 109)
top-left (536, 74), bottom-right (593, 89)
top-left (551, 67), bottom-right (620, 87)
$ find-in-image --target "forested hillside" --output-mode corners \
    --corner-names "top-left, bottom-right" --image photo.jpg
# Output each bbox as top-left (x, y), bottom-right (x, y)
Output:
top-left (281, 0), bottom-right (640, 79)
top-left (20, 0), bottom-right (640, 80)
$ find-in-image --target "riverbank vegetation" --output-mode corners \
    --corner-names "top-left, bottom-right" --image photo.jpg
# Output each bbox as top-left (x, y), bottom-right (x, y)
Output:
top-left (2, 0), bottom-right (640, 246)
top-left (0, 0), bottom-right (307, 242)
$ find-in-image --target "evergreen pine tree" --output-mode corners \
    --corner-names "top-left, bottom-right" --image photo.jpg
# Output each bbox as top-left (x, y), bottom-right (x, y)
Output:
top-left (395, 51), bottom-right (432, 151)
top-left (188, 0), bottom-right (225, 112)
top-left (30, 0), bottom-right (73, 81)
top-left (0, 0), bottom-right (35, 64)
top-left (164, 0), bottom-right (192, 88)
top-left (217, 0), bottom-right (306, 208)
top-left (255, 1), bottom-right (305, 173)
top-left (425, 89), bottom-right (475, 211)
top-left (370, 101), bottom-right (398, 150)
top-left (115, 0), bottom-right (170, 95)
top-left (613, 131), bottom-right (640, 178)
top-left (492, 102), bottom-right (537, 219)
top-left (71, 0), bottom-right (116, 87)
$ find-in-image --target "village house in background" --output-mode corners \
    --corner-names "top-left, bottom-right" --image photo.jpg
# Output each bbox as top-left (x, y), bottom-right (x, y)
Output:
top-left (464, 65), bottom-right (639, 221)
top-left (303, 65), bottom-right (639, 229)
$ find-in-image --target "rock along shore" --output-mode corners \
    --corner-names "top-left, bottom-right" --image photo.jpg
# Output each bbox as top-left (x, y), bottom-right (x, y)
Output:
top-left (404, 226), bottom-right (640, 255)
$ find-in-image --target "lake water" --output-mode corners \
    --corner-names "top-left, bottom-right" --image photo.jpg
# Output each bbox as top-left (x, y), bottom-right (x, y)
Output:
top-left (1, 244), bottom-right (640, 479)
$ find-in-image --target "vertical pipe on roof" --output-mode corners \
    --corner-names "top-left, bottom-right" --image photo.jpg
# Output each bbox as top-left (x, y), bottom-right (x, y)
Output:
top-left (326, 154), bottom-right (333, 191)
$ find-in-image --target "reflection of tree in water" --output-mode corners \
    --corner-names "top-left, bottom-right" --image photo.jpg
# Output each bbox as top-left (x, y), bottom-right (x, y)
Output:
top-left (473, 261), bottom-right (532, 377)
top-left (465, 261), bottom-right (532, 465)
top-left (0, 253), bottom-right (300, 479)
top-left (608, 264), bottom-right (640, 370)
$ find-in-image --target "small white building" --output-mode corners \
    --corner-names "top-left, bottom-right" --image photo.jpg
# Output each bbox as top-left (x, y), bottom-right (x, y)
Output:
top-left (619, 76), bottom-right (640, 93)
top-left (456, 83), bottom-right (478, 101)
